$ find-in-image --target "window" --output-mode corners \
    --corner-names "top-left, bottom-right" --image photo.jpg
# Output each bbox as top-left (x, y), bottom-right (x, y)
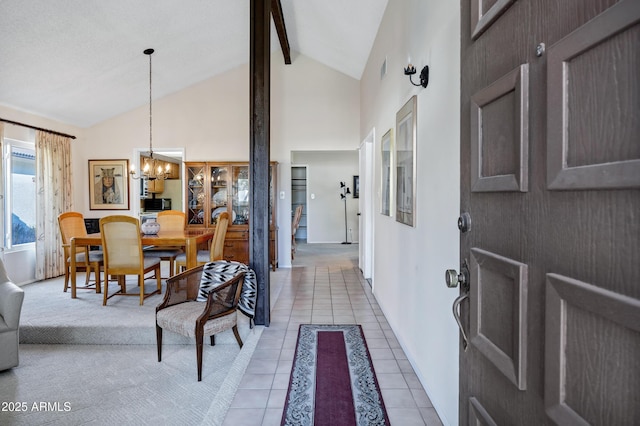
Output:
top-left (3, 138), bottom-right (36, 248)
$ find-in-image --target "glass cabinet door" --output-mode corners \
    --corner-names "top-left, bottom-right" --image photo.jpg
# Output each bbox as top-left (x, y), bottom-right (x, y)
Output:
top-left (210, 166), bottom-right (228, 225)
top-left (187, 165), bottom-right (206, 225)
top-left (232, 165), bottom-right (249, 225)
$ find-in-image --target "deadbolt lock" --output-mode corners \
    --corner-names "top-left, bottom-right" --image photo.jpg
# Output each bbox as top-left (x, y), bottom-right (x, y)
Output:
top-left (457, 212), bottom-right (471, 233)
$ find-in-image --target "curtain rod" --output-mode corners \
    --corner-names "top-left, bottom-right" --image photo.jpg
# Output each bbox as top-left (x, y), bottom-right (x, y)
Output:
top-left (0, 117), bottom-right (77, 140)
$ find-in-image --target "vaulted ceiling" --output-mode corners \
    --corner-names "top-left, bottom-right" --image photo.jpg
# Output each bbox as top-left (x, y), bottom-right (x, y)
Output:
top-left (0, 0), bottom-right (388, 128)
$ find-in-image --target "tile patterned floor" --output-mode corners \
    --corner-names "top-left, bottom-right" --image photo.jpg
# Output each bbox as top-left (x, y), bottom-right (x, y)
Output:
top-left (223, 244), bottom-right (443, 426)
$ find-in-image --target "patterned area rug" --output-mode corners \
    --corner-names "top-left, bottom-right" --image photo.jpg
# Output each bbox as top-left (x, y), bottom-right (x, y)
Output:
top-left (281, 324), bottom-right (390, 426)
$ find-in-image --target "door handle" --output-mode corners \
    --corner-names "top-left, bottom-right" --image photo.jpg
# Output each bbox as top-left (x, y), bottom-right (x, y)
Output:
top-left (453, 292), bottom-right (469, 351)
top-left (447, 260), bottom-right (470, 351)
top-left (445, 260), bottom-right (470, 290)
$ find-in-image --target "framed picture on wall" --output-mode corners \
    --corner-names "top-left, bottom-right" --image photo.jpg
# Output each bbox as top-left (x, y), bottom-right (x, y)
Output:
top-left (88, 159), bottom-right (130, 210)
top-left (381, 129), bottom-right (393, 216)
top-left (395, 96), bottom-right (417, 226)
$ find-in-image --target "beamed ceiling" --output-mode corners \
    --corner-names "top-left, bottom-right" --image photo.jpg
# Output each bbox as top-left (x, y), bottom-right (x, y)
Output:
top-left (0, 0), bottom-right (388, 128)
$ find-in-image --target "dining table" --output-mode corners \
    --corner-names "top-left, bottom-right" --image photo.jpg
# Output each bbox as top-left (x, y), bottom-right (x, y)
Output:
top-left (69, 228), bottom-right (214, 299)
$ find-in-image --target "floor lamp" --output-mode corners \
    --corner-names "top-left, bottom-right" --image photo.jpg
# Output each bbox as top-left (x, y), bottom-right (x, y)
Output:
top-left (340, 182), bottom-right (351, 244)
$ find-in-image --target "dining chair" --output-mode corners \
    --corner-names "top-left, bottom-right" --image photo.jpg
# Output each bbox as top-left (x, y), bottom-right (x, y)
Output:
top-left (58, 212), bottom-right (103, 293)
top-left (291, 205), bottom-right (303, 260)
top-left (99, 215), bottom-right (162, 306)
top-left (156, 264), bottom-right (244, 381)
top-left (143, 210), bottom-right (185, 277)
top-left (174, 211), bottom-right (229, 272)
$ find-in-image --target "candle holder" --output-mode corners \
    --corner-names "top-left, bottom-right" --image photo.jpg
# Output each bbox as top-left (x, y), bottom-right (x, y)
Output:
top-left (404, 64), bottom-right (429, 88)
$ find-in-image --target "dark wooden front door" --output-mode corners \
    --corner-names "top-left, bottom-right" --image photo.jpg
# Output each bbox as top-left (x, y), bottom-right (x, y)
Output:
top-left (459, 0), bottom-right (640, 424)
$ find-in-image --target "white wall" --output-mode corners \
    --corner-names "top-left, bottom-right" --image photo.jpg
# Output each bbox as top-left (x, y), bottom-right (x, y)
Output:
top-left (360, 1), bottom-right (461, 424)
top-left (76, 52), bottom-right (361, 268)
top-left (291, 151), bottom-right (359, 243)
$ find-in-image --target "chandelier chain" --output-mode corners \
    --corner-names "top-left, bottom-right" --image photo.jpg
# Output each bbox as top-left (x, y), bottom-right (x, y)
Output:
top-left (148, 50), bottom-right (153, 157)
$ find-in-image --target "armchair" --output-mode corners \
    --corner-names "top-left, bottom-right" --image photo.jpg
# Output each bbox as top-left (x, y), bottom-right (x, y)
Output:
top-left (0, 259), bottom-right (25, 371)
top-left (156, 265), bottom-right (244, 381)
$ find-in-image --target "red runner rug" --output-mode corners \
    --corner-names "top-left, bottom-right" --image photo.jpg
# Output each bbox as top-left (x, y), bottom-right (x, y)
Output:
top-left (281, 324), bottom-right (390, 426)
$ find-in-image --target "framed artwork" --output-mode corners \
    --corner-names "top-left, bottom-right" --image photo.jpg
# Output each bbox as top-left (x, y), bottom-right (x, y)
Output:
top-left (88, 159), bottom-right (130, 210)
top-left (395, 96), bottom-right (417, 226)
top-left (353, 175), bottom-right (360, 198)
top-left (381, 129), bottom-right (393, 216)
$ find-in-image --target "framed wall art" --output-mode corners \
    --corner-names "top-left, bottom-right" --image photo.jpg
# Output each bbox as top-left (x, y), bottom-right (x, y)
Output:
top-left (395, 96), bottom-right (417, 226)
top-left (381, 129), bottom-right (393, 216)
top-left (88, 159), bottom-right (130, 210)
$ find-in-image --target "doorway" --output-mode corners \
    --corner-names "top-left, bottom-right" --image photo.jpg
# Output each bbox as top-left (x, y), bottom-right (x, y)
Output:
top-left (359, 131), bottom-right (374, 282)
top-left (132, 147), bottom-right (184, 216)
top-left (291, 166), bottom-right (307, 242)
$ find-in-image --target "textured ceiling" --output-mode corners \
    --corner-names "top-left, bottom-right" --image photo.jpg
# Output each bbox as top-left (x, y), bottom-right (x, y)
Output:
top-left (0, 0), bottom-right (387, 128)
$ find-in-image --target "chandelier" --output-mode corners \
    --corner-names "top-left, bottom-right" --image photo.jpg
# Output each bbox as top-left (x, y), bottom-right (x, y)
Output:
top-left (130, 48), bottom-right (169, 181)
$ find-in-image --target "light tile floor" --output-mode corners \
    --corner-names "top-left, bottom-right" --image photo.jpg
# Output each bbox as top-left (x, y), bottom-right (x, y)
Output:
top-left (223, 243), bottom-right (443, 425)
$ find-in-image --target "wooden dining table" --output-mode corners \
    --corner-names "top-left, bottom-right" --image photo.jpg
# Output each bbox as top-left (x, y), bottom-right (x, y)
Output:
top-left (69, 228), bottom-right (214, 299)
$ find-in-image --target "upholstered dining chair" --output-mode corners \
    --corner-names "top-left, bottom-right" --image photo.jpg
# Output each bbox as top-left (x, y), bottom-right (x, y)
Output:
top-left (58, 211), bottom-right (103, 293)
top-left (291, 205), bottom-right (303, 260)
top-left (174, 211), bottom-right (229, 272)
top-left (156, 265), bottom-right (244, 381)
top-left (143, 210), bottom-right (185, 277)
top-left (99, 215), bottom-right (162, 306)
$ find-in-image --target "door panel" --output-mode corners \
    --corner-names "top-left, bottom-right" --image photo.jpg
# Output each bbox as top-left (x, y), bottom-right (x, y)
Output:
top-left (471, 64), bottom-right (529, 192)
top-left (545, 273), bottom-right (640, 425)
top-left (470, 248), bottom-right (528, 390)
top-left (471, 0), bottom-right (516, 40)
top-left (469, 397), bottom-right (498, 426)
top-left (460, 0), bottom-right (639, 424)
top-left (547, 2), bottom-right (640, 190)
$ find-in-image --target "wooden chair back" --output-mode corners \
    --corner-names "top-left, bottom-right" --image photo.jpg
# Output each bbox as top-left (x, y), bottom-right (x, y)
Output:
top-left (156, 210), bottom-right (185, 231)
top-left (292, 205), bottom-right (303, 235)
top-left (58, 212), bottom-right (89, 257)
top-left (99, 215), bottom-right (144, 274)
top-left (210, 212), bottom-right (229, 261)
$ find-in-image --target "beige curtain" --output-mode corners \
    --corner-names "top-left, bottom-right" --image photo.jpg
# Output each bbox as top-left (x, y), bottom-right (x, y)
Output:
top-left (35, 131), bottom-right (73, 280)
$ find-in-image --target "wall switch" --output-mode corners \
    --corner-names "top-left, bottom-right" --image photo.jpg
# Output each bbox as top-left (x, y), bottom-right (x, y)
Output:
top-left (279, 191), bottom-right (285, 199)
top-left (311, 193), bottom-right (315, 199)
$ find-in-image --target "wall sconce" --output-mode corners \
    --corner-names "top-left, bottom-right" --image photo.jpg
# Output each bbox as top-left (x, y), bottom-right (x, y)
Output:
top-left (404, 64), bottom-right (429, 88)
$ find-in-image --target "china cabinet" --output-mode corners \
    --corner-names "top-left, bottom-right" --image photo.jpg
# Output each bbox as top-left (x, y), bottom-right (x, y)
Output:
top-left (185, 161), bottom-right (278, 270)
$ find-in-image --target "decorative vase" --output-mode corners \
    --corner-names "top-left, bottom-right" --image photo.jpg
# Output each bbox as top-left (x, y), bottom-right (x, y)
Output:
top-left (141, 220), bottom-right (160, 235)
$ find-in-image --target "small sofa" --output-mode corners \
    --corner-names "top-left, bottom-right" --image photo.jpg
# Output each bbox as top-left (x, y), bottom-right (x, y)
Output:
top-left (0, 259), bottom-right (24, 371)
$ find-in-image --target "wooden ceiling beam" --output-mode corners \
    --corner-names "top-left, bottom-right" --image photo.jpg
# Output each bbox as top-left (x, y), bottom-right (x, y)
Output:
top-left (271, 0), bottom-right (291, 64)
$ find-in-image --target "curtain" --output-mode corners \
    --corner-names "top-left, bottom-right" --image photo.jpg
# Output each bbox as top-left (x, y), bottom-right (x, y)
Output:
top-left (35, 131), bottom-right (73, 280)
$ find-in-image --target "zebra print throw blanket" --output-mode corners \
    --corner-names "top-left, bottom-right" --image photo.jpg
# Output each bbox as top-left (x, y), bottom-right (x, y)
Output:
top-left (197, 261), bottom-right (257, 320)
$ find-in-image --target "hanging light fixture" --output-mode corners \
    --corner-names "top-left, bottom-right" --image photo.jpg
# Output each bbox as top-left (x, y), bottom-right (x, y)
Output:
top-left (130, 48), bottom-right (169, 181)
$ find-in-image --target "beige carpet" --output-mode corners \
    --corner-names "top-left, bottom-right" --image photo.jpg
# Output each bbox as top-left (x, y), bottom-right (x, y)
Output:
top-left (19, 275), bottom-right (252, 345)
top-left (4, 271), bottom-right (271, 426)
